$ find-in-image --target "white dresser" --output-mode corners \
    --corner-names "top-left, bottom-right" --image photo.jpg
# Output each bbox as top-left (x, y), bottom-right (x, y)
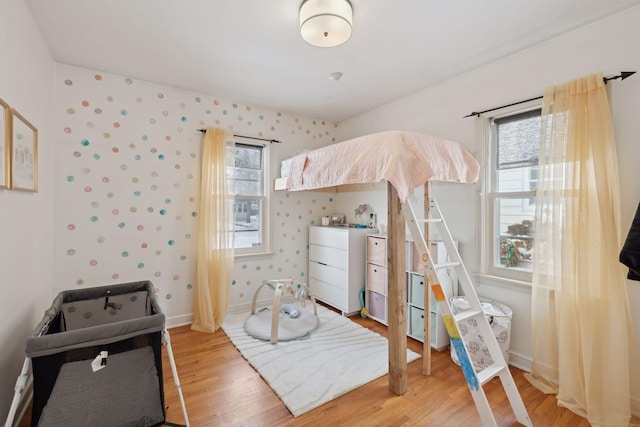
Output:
top-left (308, 226), bottom-right (369, 316)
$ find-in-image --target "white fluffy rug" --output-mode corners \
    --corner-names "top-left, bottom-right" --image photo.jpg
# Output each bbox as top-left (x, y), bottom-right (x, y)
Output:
top-left (222, 302), bottom-right (421, 417)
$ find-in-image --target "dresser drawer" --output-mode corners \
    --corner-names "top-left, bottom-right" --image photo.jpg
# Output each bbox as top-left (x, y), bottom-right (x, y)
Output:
top-left (366, 236), bottom-right (386, 265)
top-left (309, 226), bottom-right (349, 249)
top-left (309, 278), bottom-right (347, 310)
top-left (309, 261), bottom-right (347, 289)
top-left (409, 273), bottom-right (425, 307)
top-left (409, 307), bottom-right (447, 348)
top-left (309, 244), bottom-right (348, 269)
top-left (366, 263), bottom-right (386, 294)
top-left (367, 290), bottom-right (386, 322)
top-left (409, 306), bottom-right (425, 341)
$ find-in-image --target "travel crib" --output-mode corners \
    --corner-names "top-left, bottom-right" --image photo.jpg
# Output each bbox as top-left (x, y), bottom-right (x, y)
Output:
top-left (5, 280), bottom-right (189, 427)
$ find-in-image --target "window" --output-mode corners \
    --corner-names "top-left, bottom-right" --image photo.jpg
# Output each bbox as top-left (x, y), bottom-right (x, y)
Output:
top-left (227, 142), bottom-right (270, 255)
top-left (482, 108), bottom-right (540, 283)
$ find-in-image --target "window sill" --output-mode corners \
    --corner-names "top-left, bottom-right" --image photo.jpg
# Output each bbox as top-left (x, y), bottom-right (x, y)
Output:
top-left (234, 250), bottom-right (274, 261)
top-left (475, 273), bottom-right (532, 293)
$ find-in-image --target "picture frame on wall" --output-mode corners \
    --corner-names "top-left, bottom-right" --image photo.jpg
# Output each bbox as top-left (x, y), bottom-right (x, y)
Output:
top-left (10, 109), bottom-right (38, 192)
top-left (0, 98), bottom-right (9, 189)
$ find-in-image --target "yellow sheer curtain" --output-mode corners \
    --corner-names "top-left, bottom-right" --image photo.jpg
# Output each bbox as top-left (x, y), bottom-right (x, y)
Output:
top-left (191, 127), bottom-right (235, 333)
top-left (526, 73), bottom-right (635, 426)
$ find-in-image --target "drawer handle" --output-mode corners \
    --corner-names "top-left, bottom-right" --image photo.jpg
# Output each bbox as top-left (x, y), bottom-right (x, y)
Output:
top-left (318, 262), bottom-right (327, 266)
top-left (374, 269), bottom-right (377, 273)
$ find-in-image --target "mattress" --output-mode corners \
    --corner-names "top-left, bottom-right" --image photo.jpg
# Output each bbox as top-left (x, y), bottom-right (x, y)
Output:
top-left (283, 130), bottom-right (479, 200)
top-left (276, 152), bottom-right (307, 190)
top-left (37, 346), bottom-right (164, 427)
top-left (281, 157), bottom-right (294, 178)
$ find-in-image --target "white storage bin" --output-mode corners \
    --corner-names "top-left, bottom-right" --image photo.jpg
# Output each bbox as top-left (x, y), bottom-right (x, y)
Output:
top-left (367, 290), bottom-right (386, 322)
top-left (449, 296), bottom-right (512, 371)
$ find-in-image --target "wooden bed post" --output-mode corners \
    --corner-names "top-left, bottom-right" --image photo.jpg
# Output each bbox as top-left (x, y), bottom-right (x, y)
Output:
top-left (387, 182), bottom-right (407, 395)
top-left (423, 182), bottom-right (432, 376)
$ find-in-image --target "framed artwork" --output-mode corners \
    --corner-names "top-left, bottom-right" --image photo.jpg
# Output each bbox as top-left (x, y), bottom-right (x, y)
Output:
top-left (10, 109), bottom-right (38, 192)
top-left (0, 98), bottom-right (9, 189)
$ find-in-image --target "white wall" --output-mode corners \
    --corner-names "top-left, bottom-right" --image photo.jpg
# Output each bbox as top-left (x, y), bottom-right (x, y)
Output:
top-left (51, 64), bottom-right (338, 326)
top-left (0, 0), bottom-right (54, 422)
top-left (337, 4), bottom-right (640, 412)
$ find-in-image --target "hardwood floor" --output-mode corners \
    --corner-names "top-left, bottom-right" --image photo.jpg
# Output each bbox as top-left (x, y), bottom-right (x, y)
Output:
top-left (18, 306), bottom-right (636, 426)
top-left (159, 307), bottom-right (592, 427)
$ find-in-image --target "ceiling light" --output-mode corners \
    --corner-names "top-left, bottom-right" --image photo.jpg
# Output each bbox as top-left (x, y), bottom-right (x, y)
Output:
top-left (300, 0), bottom-right (353, 48)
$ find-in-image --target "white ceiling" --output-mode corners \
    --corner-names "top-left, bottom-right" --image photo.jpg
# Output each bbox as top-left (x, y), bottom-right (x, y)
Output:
top-left (26, 0), bottom-right (640, 123)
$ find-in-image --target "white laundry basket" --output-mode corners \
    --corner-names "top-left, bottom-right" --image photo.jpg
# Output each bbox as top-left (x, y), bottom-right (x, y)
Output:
top-left (449, 296), bottom-right (512, 371)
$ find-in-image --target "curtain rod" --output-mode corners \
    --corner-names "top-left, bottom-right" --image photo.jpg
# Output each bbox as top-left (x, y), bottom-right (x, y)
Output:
top-left (196, 128), bottom-right (282, 144)
top-left (463, 71), bottom-right (636, 118)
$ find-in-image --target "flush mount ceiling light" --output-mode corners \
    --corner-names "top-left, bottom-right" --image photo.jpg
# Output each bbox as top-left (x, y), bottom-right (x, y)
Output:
top-left (300, 0), bottom-right (353, 48)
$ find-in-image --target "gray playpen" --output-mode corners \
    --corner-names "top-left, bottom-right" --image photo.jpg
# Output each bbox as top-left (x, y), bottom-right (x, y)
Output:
top-left (5, 281), bottom-right (189, 427)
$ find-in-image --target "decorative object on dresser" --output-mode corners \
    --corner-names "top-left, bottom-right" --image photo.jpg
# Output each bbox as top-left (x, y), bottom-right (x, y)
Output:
top-left (365, 234), bottom-right (457, 350)
top-left (308, 225), bottom-right (370, 316)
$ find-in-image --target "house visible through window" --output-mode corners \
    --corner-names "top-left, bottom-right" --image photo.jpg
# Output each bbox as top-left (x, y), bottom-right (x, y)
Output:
top-left (483, 108), bottom-right (540, 282)
top-left (227, 142), bottom-right (270, 255)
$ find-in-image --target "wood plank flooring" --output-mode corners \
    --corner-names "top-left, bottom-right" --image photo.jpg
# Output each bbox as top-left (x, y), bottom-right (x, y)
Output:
top-left (18, 304), bottom-right (636, 426)
top-left (159, 306), bottom-right (591, 427)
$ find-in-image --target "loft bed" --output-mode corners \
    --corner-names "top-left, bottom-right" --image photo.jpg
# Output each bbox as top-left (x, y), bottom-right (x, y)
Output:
top-left (279, 130), bottom-right (480, 395)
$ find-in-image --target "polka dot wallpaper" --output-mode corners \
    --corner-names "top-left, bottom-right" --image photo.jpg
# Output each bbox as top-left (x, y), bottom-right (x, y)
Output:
top-left (53, 64), bottom-right (338, 320)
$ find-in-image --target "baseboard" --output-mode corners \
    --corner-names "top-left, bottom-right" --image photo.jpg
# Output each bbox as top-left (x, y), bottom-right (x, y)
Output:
top-left (632, 394), bottom-right (640, 418)
top-left (506, 352), bottom-right (640, 418)
top-left (227, 301), bottom-right (253, 314)
top-left (165, 297), bottom-right (289, 329)
top-left (9, 376), bottom-right (33, 427)
top-left (166, 313), bottom-right (193, 328)
top-left (227, 297), bottom-right (297, 314)
top-left (507, 350), bottom-right (532, 372)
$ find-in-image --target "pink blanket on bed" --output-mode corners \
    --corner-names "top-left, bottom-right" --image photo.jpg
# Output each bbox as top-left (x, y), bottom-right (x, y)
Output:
top-left (285, 130), bottom-right (479, 201)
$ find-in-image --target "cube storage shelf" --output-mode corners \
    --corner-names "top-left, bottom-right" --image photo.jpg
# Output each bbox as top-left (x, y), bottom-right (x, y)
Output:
top-left (365, 234), bottom-right (457, 350)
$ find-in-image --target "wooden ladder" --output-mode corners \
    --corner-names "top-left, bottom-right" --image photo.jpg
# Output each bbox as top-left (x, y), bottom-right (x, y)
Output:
top-left (402, 197), bottom-right (533, 427)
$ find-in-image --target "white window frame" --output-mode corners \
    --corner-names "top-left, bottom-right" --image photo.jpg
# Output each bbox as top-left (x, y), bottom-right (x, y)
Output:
top-left (230, 140), bottom-right (271, 257)
top-left (480, 104), bottom-right (541, 285)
